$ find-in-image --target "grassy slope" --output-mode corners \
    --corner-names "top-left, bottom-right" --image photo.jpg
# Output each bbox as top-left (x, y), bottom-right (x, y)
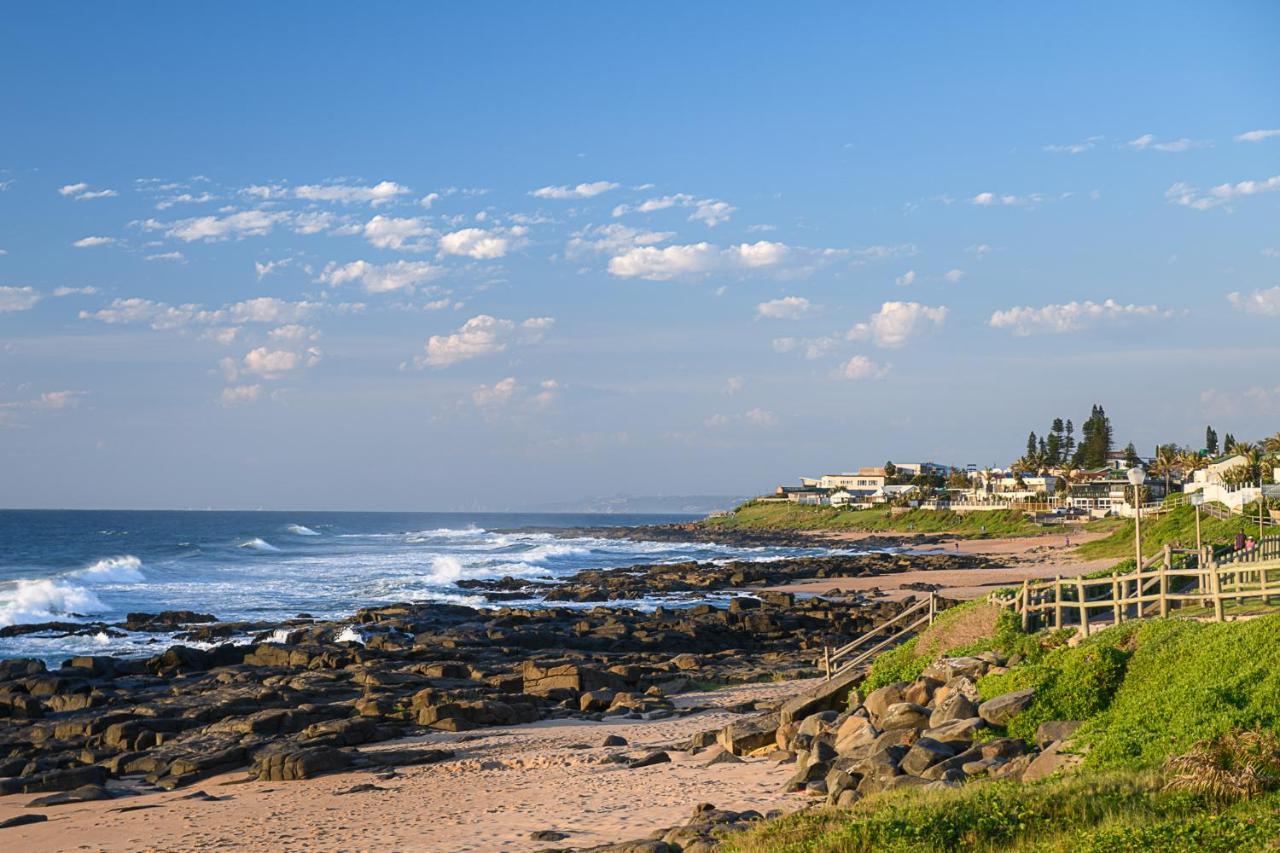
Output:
top-left (704, 501), bottom-right (1050, 537)
top-left (1075, 504), bottom-right (1259, 561)
top-left (729, 611), bottom-right (1280, 851)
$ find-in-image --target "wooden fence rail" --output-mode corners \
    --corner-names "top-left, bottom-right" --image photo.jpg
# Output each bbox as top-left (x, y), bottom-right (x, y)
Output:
top-left (993, 535), bottom-right (1280, 633)
top-left (822, 592), bottom-right (938, 680)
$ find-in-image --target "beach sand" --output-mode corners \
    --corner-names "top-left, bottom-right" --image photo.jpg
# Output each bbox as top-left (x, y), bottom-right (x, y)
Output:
top-left (0, 680), bottom-right (813, 852)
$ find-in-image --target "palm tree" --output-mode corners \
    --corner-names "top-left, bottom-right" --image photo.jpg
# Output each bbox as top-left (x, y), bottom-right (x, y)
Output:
top-left (1152, 444), bottom-right (1180, 499)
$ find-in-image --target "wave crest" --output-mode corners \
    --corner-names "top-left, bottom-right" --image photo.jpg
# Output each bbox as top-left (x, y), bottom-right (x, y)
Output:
top-left (285, 525), bottom-right (320, 536)
top-left (0, 579), bottom-right (108, 628)
top-left (77, 555), bottom-right (146, 584)
top-left (239, 538), bottom-right (279, 551)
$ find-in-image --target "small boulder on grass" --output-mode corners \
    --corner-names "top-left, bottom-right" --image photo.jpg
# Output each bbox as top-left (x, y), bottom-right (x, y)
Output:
top-left (978, 688), bottom-right (1035, 727)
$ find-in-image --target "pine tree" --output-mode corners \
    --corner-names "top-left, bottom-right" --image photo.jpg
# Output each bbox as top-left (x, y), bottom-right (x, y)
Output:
top-left (1224, 434), bottom-right (1236, 453)
top-left (1065, 419), bottom-right (1075, 460)
top-left (1124, 442), bottom-right (1141, 467)
top-left (1026, 431), bottom-right (1038, 460)
top-left (1206, 426), bottom-right (1219, 455)
top-left (1073, 405), bottom-right (1113, 469)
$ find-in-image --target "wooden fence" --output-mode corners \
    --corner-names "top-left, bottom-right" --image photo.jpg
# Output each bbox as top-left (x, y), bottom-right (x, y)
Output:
top-left (822, 593), bottom-right (938, 680)
top-left (992, 535), bottom-right (1280, 634)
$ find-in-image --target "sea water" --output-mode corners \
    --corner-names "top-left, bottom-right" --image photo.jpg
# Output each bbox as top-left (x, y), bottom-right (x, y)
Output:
top-left (0, 510), bottom-right (847, 661)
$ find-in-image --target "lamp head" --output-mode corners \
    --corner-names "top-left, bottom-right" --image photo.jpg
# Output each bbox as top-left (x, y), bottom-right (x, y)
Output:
top-left (1127, 467), bottom-right (1147, 486)
top-left (1190, 493), bottom-right (1204, 507)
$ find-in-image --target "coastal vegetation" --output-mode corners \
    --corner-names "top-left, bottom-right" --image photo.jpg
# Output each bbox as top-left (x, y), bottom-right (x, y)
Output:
top-left (1075, 502), bottom-right (1269, 562)
top-left (727, 608), bottom-right (1280, 852)
top-left (703, 502), bottom-right (1051, 538)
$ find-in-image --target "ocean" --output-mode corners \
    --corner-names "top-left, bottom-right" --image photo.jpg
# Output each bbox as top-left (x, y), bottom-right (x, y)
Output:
top-left (0, 510), bottom-right (845, 662)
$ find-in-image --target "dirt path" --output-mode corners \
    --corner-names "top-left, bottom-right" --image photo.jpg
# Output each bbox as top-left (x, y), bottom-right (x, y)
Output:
top-left (0, 681), bottom-right (813, 853)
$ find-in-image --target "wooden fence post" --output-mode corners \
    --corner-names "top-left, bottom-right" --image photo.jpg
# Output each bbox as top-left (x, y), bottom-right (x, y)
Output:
top-left (1020, 580), bottom-right (1030, 632)
top-left (1212, 563), bottom-right (1225, 623)
top-left (1112, 573), bottom-right (1122, 625)
top-left (823, 644), bottom-right (831, 680)
top-left (1078, 578), bottom-right (1089, 637)
top-left (1054, 576), bottom-right (1063, 629)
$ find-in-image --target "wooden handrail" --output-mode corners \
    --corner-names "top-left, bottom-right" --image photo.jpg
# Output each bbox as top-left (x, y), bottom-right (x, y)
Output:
top-left (822, 592), bottom-right (939, 681)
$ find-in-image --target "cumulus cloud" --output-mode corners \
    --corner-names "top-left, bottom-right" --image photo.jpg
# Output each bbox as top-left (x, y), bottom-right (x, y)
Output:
top-left (531, 181), bottom-right (619, 199)
top-left (1227, 286), bottom-right (1280, 316)
top-left (361, 215), bottom-right (434, 251)
top-left (756, 296), bottom-right (814, 319)
top-left (202, 327), bottom-right (240, 346)
top-left (241, 347), bottom-right (310, 378)
top-left (1236, 129), bottom-right (1280, 143)
top-left (80, 295), bottom-right (333, 330)
top-left (52, 286), bottom-right (97, 297)
top-left (437, 226), bottom-right (525, 260)
top-left (895, 270), bottom-right (916, 286)
top-left (472, 376), bottom-right (521, 407)
top-left (155, 191), bottom-right (216, 210)
top-left (565, 223), bottom-right (675, 257)
top-left (607, 241), bottom-right (791, 280)
top-left (723, 376), bottom-right (744, 395)
top-left (988, 298), bottom-right (1173, 335)
top-left (1165, 175), bottom-right (1280, 211)
top-left (1043, 136), bottom-right (1101, 154)
top-left (839, 355), bottom-right (890, 380)
top-left (611, 193), bottom-right (736, 226)
top-left (73, 236), bottom-right (115, 248)
top-left (0, 286), bottom-right (41, 313)
top-left (162, 210), bottom-right (290, 242)
top-left (294, 180), bottom-right (409, 205)
top-left (268, 324), bottom-right (320, 342)
top-left (971, 192), bottom-right (1043, 207)
top-left (146, 251), bottom-right (186, 263)
top-left (848, 301), bottom-right (948, 348)
top-left (319, 259), bottom-right (441, 293)
top-left (59, 182), bottom-right (117, 200)
top-left (411, 314), bottom-right (554, 369)
top-left (944, 269), bottom-right (965, 283)
top-left (254, 258), bottom-right (293, 279)
top-left (743, 408), bottom-right (778, 427)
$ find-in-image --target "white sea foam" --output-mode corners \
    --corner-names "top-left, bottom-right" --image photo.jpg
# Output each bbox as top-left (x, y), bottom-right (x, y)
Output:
top-left (239, 537), bottom-right (279, 551)
top-left (335, 625), bottom-right (365, 644)
top-left (93, 631), bottom-right (111, 645)
top-left (285, 524), bottom-right (320, 536)
top-left (0, 579), bottom-right (108, 627)
top-left (76, 555), bottom-right (146, 584)
top-left (425, 555), bottom-right (464, 584)
top-left (268, 628), bottom-right (292, 644)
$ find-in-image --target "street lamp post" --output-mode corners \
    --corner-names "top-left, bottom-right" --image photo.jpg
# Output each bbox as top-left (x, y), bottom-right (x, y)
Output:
top-left (1128, 467), bottom-right (1147, 572)
top-left (1191, 492), bottom-right (1205, 560)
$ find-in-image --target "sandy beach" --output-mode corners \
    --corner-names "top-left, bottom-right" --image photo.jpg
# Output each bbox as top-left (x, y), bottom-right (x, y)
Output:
top-left (0, 681), bottom-right (811, 852)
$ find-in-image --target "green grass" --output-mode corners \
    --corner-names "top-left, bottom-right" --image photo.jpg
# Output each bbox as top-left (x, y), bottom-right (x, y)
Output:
top-left (723, 771), bottom-right (1280, 852)
top-left (704, 501), bottom-right (1051, 537)
top-left (1074, 504), bottom-right (1257, 562)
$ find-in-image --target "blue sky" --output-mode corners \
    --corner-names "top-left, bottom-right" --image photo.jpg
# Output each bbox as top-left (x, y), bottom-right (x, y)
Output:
top-left (1, 3), bottom-right (1278, 510)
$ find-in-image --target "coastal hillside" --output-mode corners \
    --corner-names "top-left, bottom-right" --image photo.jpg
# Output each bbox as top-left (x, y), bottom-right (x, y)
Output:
top-left (726, 605), bottom-right (1280, 852)
top-left (704, 501), bottom-right (1052, 538)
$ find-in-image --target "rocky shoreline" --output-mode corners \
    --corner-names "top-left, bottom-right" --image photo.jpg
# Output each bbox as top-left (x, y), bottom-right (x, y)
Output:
top-left (0, 546), bottom-right (989, 845)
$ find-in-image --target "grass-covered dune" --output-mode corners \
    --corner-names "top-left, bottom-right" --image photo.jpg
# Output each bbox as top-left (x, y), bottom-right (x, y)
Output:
top-left (703, 501), bottom-right (1051, 538)
top-left (726, 607), bottom-right (1280, 852)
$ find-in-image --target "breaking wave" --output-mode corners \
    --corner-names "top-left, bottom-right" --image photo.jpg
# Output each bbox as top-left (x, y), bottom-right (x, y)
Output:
top-left (239, 538), bottom-right (279, 551)
top-left (76, 555), bottom-right (146, 584)
top-left (0, 579), bottom-right (108, 628)
top-left (285, 525), bottom-right (320, 536)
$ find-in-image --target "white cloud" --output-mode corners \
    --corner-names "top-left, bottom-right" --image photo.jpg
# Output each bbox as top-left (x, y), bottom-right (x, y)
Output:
top-left (756, 296), bottom-right (814, 319)
top-left (419, 192), bottom-right (440, 208)
top-left (319, 259), bottom-right (441, 293)
top-left (225, 297), bottom-right (319, 324)
top-left (254, 258), bottom-right (293, 279)
top-left (848, 301), bottom-right (948, 348)
top-left (472, 377), bottom-right (520, 408)
top-left (241, 346), bottom-right (320, 379)
top-left (895, 270), bottom-right (916, 286)
top-left (80, 296), bottom-right (328, 330)
top-left (411, 314), bottom-right (554, 368)
top-left (723, 376), bottom-right (744, 395)
top-left (1165, 175), bottom-right (1280, 211)
top-left (1226, 286), bottom-right (1280, 316)
top-left (36, 390), bottom-right (83, 410)
top-left (52, 286), bottom-right (97, 297)
top-left (362, 215), bottom-right (434, 251)
top-left (59, 182), bottom-right (117, 200)
top-left (1043, 136), bottom-right (1101, 154)
top-left (565, 223), bottom-right (675, 256)
top-left (772, 336), bottom-right (840, 360)
top-left (73, 236), bottom-right (115, 248)
top-left (531, 181), bottom-right (619, 200)
top-left (972, 191), bottom-right (1043, 207)
top-left (0, 286), bottom-right (41, 313)
top-left (268, 324), bottom-right (319, 342)
top-left (291, 211), bottom-right (341, 235)
top-left (220, 384), bottom-right (263, 406)
top-left (839, 355), bottom-right (890, 380)
top-left (202, 326), bottom-right (240, 345)
top-left (611, 193), bottom-right (735, 226)
top-left (156, 192), bottom-right (216, 210)
top-left (294, 180), bottom-right (409, 205)
top-left (849, 244), bottom-right (919, 263)
top-left (744, 408), bottom-right (778, 427)
top-left (146, 251), bottom-right (186, 262)
top-left (1236, 129), bottom-right (1280, 143)
top-left (988, 298), bottom-right (1173, 335)
top-left (438, 227), bottom-right (522, 260)
top-left (607, 240), bottom-right (791, 280)
top-left (944, 269), bottom-right (965, 283)
top-left (1126, 133), bottom-right (1207, 152)
top-left (164, 210), bottom-right (290, 242)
